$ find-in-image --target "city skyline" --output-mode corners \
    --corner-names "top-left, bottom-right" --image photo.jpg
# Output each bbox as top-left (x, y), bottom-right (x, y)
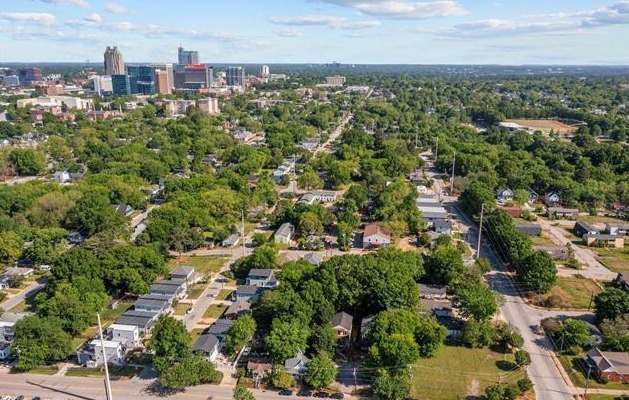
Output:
top-left (0, 0), bottom-right (629, 64)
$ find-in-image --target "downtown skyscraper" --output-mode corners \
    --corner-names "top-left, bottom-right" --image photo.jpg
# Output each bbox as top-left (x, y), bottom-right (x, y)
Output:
top-left (104, 46), bottom-right (125, 75)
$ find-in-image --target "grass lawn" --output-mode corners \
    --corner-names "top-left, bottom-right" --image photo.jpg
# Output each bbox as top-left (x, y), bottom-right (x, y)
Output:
top-left (592, 246), bottom-right (629, 272)
top-left (173, 302), bottom-right (191, 316)
top-left (543, 276), bottom-right (603, 309)
top-left (100, 300), bottom-right (134, 323)
top-left (189, 327), bottom-right (205, 345)
top-left (216, 289), bottom-right (233, 301)
top-left (204, 303), bottom-right (227, 319)
top-left (558, 354), bottom-right (629, 391)
top-left (187, 283), bottom-right (206, 299)
top-left (585, 396), bottom-right (619, 400)
top-left (65, 365), bottom-right (141, 378)
top-left (169, 255), bottom-right (229, 278)
top-left (410, 345), bottom-right (527, 400)
top-left (25, 366), bottom-right (59, 375)
top-left (9, 297), bottom-right (37, 313)
top-left (530, 234), bottom-right (556, 247)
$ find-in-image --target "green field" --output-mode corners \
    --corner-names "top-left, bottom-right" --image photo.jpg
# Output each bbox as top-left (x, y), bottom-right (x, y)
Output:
top-left (169, 255), bottom-right (230, 278)
top-left (410, 345), bottom-right (527, 400)
top-left (204, 303), bottom-right (227, 319)
top-left (544, 276), bottom-right (603, 309)
top-left (65, 365), bottom-right (141, 378)
top-left (173, 302), bottom-right (191, 316)
top-left (593, 247), bottom-right (629, 272)
top-left (187, 283), bottom-right (205, 299)
top-left (216, 289), bottom-right (233, 301)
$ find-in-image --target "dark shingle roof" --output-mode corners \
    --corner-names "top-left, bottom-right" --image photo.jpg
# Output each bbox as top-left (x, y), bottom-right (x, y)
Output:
top-left (192, 333), bottom-right (219, 354)
top-left (331, 312), bottom-right (353, 331)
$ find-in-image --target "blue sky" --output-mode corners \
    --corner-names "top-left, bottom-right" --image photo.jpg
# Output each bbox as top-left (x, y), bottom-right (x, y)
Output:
top-left (0, 0), bottom-right (628, 64)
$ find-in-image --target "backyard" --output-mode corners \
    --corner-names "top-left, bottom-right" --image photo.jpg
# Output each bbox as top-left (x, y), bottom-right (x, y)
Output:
top-left (169, 255), bottom-right (230, 278)
top-left (410, 345), bottom-right (528, 400)
top-left (592, 247), bottom-right (629, 273)
top-left (541, 276), bottom-right (603, 309)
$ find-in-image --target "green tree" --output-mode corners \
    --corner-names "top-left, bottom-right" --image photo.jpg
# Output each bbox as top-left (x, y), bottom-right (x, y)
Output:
top-left (453, 284), bottom-right (497, 321)
top-left (11, 315), bottom-right (72, 371)
top-left (519, 250), bottom-right (557, 294)
top-left (515, 350), bottom-right (531, 367)
top-left (159, 354), bottom-right (220, 389)
top-left (513, 189), bottom-right (529, 205)
top-left (370, 333), bottom-right (419, 367)
top-left (372, 370), bottom-right (411, 400)
top-left (304, 353), bottom-right (337, 390)
top-left (560, 318), bottom-right (591, 349)
top-left (594, 288), bottom-right (629, 322)
top-left (298, 166), bottom-right (324, 190)
top-left (149, 315), bottom-right (191, 372)
top-left (309, 324), bottom-right (337, 355)
top-left (369, 309), bottom-right (420, 345)
top-left (415, 317), bottom-right (447, 358)
top-left (265, 319), bottom-right (309, 363)
top-left (462, 320), bottom-right (497, 348)
top-left (459, 181), bottom-right (494, 216)
top-left (425, 244), bottom-right (465, 285)
top-left (9, 149), bottom-right (45, 175)
top-left (272, 367), bottom-right (296, 389)
top-left (0, 231), bottom-right (23, 264)
top-left (225, 315), bottom-right (257, 356)
top-left (233, 386), bottom-right (256, 400)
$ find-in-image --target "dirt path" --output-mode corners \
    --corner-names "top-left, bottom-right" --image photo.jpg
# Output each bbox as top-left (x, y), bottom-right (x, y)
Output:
top-left (467, 379), bottom-right (480, 398)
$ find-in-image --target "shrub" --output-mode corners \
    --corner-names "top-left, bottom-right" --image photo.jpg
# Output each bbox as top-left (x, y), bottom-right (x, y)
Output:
top-left (517, 378), bottom-right (533, 392)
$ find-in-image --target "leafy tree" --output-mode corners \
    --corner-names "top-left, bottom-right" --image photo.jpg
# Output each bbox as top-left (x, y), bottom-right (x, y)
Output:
top-left (304, 353), bottom-right (337, 389)
top-left (560, 318), bottom-right (591, 349)
top-left (453, 283), bottom-right (497, 321)
top-left (0, 231), bottom-right (22, 264)
top-left (370, 333), bottom-right (419, 367)
top-left (513, 189), bottom-right (529, 205)
top-left (600, 316), bottom-right (629, 352)
top-left (298, 166), bottom-right (324, 190)
top-left (369, 309), bottom-right (420, 345)
top-left (425, 244), bottom-right (465, 286)
top-left (595, 288), bottom-right (629, 322)
top-left (11, 315), bottom-right (72, 371)
top-left (225, 315), bottom-right (257, 356)
top-left (462, 320), bottom-right (497, 348)
top-left (159, 354), bottom-right (220, 389)
top-left (372, 369), bottom-right (411, 400)
top-left (233, 386), bottom-right (256, 400)
top-left (9, 149), bottom-right (45, 175)
top-left (309, 324), bottom-right (337, 355)
top-left (519, 250), bottom-right (557, 294)
top-left (515, 350), bottom-right (531, 367)
top-left (415, 317), bottom-right (447, 358)
top-left (272, 367), bottom-right (296, 389)
top-left (149, 315), bottom-right (191, 372)
top-left (459, 181), bottom-right (494, 216)
top-left (265, 319), bottom-right (309, 363)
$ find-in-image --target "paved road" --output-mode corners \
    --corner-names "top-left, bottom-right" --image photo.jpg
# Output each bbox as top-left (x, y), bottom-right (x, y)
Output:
top-left (313, 112), bottom-right (353, 156)
top-left (130, 205), bottom-right (160, 242)
top-left (0, 281), bottom-right (46, 311)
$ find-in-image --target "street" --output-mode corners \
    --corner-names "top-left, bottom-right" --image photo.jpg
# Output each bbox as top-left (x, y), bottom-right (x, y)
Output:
top-left (0, 280), bottom-right (46, 311)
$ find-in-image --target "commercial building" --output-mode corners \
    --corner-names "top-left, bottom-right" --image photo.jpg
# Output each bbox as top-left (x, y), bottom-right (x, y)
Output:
top-left (260, 65), bottom-right (270, 76)
top-left (155, 70), bottom-right (171, 94)
top-left (18, 67), bottom-right (42, 85)
top-left (326, 75), bottom-right (346, 86)
top-left (174, 64), bottom-right (213, 89)
top-left (111, 74), bottom-right (131, 96)
top-left (178, 46), bottom-right (199, 66)
top-left (3, 75), bottom-right (20, 86)
top-left (197, 97), bottom-right (220, 114)
top-left (127, 66), bottom-right (157, 95)
top-left (104, 46), bottom-right (125, 75)
top-left (89, 75), bottom-right (113, 95)
top-left (150, 63), bottom-right (174, 92)
top-left (226, 66), bottom-right (246, 89)
top-left (16, 96), bottom-right (94, 110)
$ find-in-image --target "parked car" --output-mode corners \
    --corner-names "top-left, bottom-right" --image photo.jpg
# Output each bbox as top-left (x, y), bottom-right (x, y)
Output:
top-left (314, 392), bottom-right (329, 398)
top-left (330, 394), bottom-right (344, 399)
top-left (279, 390), bottom-right (293, 396)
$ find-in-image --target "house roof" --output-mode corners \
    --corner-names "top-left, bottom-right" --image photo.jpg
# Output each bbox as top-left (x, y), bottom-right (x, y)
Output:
top-left (587, 348), bottom-right (629, 375)
top-left (364, 224), bottom-right (390, 239)
top-left (331, 312), bottom-right (353, 331)
top-left (236, 285), bottom-right (261, 296)
top-left (134, 297), bottom-right (169, 309)
top-left (285, 353), bottom-right (310, 371)
top-left (137, 294), bottom-right (173, 302)
top-left (248, 269), bottom-right (274, 278)
top-left (0, 312), bottom-right (30, 324)
top-left (171, 265), bottom-right (195, 277)
top-left (548, 207), bottom-right (578, 213)
top-left (2, 267), bottom-right (34, 277)
top-left (585, 234), bottom-right (623, 241)
top-left (225, 301), bottom-right (251, 316)
top-left (418, 283), bottom-right (447, 296)
top-left (115, 312), bottom-right (157, 329)
top-left (575, 221), bottom-right (598, 233)
top-left (149, 284), bottom-right (181, 294)
top-left (192, 334), bottom-right (219, 354)
top-left (154, 279), bottom-right (186, 287)
top-left (276, 222), bottom-right (295, 238)
top-left (207, 319), bottom-right (233, 336)
top-left (107, 324), bottom-right (137, 332)
top-left (422, 211), bottom-right (448, 219)
top-left (303, 252), bottom-right (323, 265)
top-left (433, 221), bottom-right (451, 229)
top-left (421, 299), bottom-right (453, 314)
top-left (247, 358), bottom-right (273, 373)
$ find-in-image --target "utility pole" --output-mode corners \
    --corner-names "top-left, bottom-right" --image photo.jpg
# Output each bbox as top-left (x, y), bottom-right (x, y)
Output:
top-left (584, 364), bottom-right (593, 397)
top-left (353, 367), bottom-right (357, 392)
top-left (97, 313), bottom-right (114, 400)
top-left (435, 137), bottom-right (439, 163)
top-left (450, 151), bottom-right (456, 194)
top-left (476, 203), bottom-right (485, 259)
top-left (241, 209), bottom-right (246, 258)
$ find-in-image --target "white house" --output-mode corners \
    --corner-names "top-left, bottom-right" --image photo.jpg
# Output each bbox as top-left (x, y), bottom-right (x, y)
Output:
top-left (362, 224), bottom-right (391, 248)
top-left (545, 192), bottom-right (561, 207)
top-left (274, 222), bottom-right (295, 244)
top-left (496, 187), bottom-right (514, 203)
top-left (192, 333), bottom-right (220, 362)
top-left (107, 324), bottom-right (140, 348)
top-left (246, 269), bottom-right (278, 289)
top-left (285, 353), bottom-right (310, 377)
top-left (78, 339), bottom-right (125, 367)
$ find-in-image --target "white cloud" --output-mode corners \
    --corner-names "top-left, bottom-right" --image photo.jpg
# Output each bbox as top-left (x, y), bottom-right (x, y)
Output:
top-left (317, 0), bottom-right (467, 19)
top-left (0, 12), bottom-right (57, 27)
top-left (34, 0), bottom-right (89, 8)
top-left (275, 29), bottom-right (302, 37)
top-left (84, 13), bottom-right (102, 22)
top-left (105, 3), bottom-right (126, 14)
top-left (269, 14), bottom-right (379, 29)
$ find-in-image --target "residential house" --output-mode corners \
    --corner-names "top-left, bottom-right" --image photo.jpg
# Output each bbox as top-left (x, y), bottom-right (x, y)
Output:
top-left (222, 233), bottom-right (241, 248)
top-left (285, 353), bottom-right (310, 378)
top-left (107, 324), bottom-right (140, 347)
top-left (547, 207), bottom-right (579, 220)
top-left (133, 296), bottom-right (170, 314)
top-left (615, 273), bottom-right (629, 291)
top-left (0, 343), bottom-right (11, 360)
top-left (192, 333), bottom-right (220, 362)
top-left (2, 267), bottom-right (34, 279)
top-left (420, 299), bottom-right (454, 318)
top-left (0, 312), bottom-right (28, 343)
top-left (528, 190), bottom-right (539, 204)
top-left (298, 193), bottom-right (317, 205)
top-left (330, 312), bottom-right (353, 340)
top-left (362, 224), bottom-right (391, 248)
top-left (574, 221), bottom-right (599, 238)
top-left (115, 311), bottom-right (159, 334)
top-left (246, 269), bottom-right (278, 289)
top-left (79, 340), bottom-right (125, 367)
top-left (248, 358), bottom-right (273, 381)
top-left (605, 223), bottom-right (629, 236)
top-left (53, 170), bottom-right (71, 183)
top-left (150, 280), bottom-right (186, 299)
top-left (234, 285), bottom-right (262, 303)
top-left (170, 265), bottom-right (196, 287)
top-left (545, 192), bottom-right (561, 208)
top-left (501, 207), bottom-right (522, 218)
top-left (274, 222), bottom-right (295, 244)
top-left (534, 246), bottom-right (569, 260)
top-left (303, 252), bottom-right (323, 266)
top-left (207, 319), bottom-right (233, 341)
top-left (312, 190), bottom-right (339, 203)
top-left (583, 234), bottom-right (625, 248)
top-left (433, 221), bottom-right (452, 235)
top-left (496, 187), bottom-right (514, 203)
top-left (514, 223), bottom-right (542, 236)
top-left (418, 284), bottom-right (449, 300)
top-left (420, 208), bottom-right (449, 226)
top-left (224, 301), bottom-right (252, 320)
top-left (585, 348), bottom-right (629, 382)
top-left (113, 204), bottom-right (133, 216)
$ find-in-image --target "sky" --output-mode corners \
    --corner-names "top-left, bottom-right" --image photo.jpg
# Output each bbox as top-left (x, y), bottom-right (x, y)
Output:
top-left (0, 0), bottom-right (629, 64)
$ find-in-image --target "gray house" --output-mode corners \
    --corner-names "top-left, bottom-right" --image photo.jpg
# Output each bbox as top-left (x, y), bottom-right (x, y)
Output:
top-left (207, 319), bottom-right (233, 341)
top-left (274, 222), bottom-right (295, 244)
top-left (574, 221), bottom-right (598, 238)
top-left (235, 285), bottom-right (262, 303)
top-left (514, 223), bottom-right (542, 236)
top-left (285, 353), bottom-right (310, 377)
top-left (192, 333), bottom-right (220, 362)
top-left (246, 269), bottom-right (278, 288)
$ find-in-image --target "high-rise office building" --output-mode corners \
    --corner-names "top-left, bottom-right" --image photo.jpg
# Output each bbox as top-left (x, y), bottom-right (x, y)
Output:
top-left (197, 98), bottom-right (220, 114)
top-left (18, 67), bottom-right (42, 85)
top-left (104, 46), bottom-right (125, 76)
top-left (226, 67), bottom-right (245, 88)
top-left (155, 70), bottom-right (171, 95)
top-left (174, 64), bottom-right (212, 90)
top-left (177, 46), bottom-right (199, 67)
top-left (127, 66), bottom-right (156, 95)
top-left (89, 76), bottom-right (113, 95)
top-left (260, 65), bottom-right (270, 76)
top-left (111, 74), bottom-right (131, 96)
top-left (3, 75), bottom-right (20, 86)
top-left (150, 63), bottom-right (174, 90)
